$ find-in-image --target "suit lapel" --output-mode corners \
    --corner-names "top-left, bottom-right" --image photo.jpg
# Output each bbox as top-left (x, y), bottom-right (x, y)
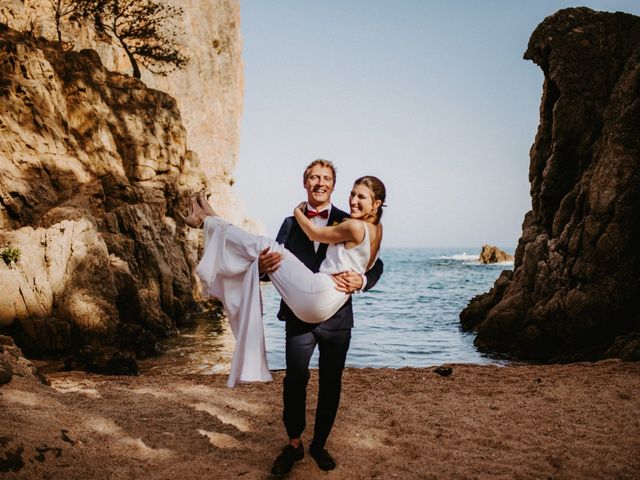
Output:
top-left (313, 205), bottom-right (344, 267)
top-left (290, 219), bottom-right (316, 262)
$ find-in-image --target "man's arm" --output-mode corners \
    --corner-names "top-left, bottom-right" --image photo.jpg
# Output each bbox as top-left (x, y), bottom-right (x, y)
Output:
top-left (275, 217), bottom-right (294, 244)
top-left (363, 258), bottom-right (383, 292)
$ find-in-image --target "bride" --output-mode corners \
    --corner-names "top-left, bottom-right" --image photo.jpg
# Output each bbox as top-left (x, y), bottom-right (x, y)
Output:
top-left (183, 176), bottom-right (385, 386)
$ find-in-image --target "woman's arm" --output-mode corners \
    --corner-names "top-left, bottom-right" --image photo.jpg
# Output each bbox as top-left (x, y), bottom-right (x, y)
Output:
top-left (293, 203), bottom-right (363, 244)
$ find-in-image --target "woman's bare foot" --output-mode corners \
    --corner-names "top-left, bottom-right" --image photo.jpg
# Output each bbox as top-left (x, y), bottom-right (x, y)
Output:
top-left (180, 197), bottom-right (207, 228)
top-left (197, 190), bottom-right (217, 217)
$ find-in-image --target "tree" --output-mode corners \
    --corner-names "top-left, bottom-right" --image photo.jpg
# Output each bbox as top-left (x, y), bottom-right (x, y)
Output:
top-left (88, 0), bottom-right (189, 79)
top-left (49, 0), bottom-right (88, 43)
top-left (49, 0), bottom-right (78, 43)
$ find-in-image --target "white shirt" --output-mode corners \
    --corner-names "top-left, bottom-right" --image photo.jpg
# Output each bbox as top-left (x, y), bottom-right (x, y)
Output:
top-left (306, 205), bottom-right (331, 252)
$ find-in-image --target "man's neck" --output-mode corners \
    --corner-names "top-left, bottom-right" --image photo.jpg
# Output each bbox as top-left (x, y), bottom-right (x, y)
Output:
top-left (308, 201), bottom-right (331, 211)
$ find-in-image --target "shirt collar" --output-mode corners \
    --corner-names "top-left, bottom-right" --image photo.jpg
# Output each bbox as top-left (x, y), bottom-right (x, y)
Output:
top-left (307, 204), bottom-right (332, 214)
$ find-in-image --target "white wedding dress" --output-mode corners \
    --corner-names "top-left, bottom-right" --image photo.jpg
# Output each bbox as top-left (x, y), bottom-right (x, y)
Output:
top-left (196, 216), bottom-right (372, 387)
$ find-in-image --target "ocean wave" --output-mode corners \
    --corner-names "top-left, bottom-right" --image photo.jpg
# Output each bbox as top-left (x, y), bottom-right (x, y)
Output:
top-left (435, 253), bottom-right (479, 261)
top-left (434, 253), bottom-right (514, 265)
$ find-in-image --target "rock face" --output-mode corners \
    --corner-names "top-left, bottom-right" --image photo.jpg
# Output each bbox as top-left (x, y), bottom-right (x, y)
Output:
top-left (0, 27), bottom-right (202, 369)
top-left (0, 335), bottom-right (43, 385)
top-left (461, 8), bottom-right (640, 362)
top-left (1, 0), bottom-right (259, 230)
top-left (0, 1), bottom-right (255, 371)
top-left (478, 245), bottom-right (514, 264)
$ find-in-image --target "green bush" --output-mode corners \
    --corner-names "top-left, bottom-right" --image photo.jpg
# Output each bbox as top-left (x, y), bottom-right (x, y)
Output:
top-left (1, 246), bottom-right (22, 266)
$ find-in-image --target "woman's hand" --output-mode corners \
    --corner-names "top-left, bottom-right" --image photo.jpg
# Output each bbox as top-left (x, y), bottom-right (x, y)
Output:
top-left (294, 204), bottom-right (361, 245)
top-left (293, 202), bottom-right (307, 226)
top-left (294, 202), bottom-right (307, 216)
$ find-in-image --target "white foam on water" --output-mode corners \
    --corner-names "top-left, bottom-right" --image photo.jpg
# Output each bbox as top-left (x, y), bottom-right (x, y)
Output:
top-left (435, 252), bottom-right (479, 261)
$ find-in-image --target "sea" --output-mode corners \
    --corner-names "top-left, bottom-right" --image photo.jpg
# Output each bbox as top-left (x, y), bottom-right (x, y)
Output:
top-left (140, 247), bottom-right (514, 375)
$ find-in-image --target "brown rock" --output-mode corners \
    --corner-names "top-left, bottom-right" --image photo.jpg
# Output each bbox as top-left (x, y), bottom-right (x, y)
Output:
top-left (0, 336), bottom-right (42, 383)
top-left (433, 366), bottom-right (453, 377)
top-left (64, 345), bottom-right (138, 376)
top-left (0, 356), bottom-right (12, 385)
top-left (478, 245), bottom-right (514, 264)
top-left (0, 437), bottom-right (25, 473)
top-left (460, 270), bottom-right (513, 331)
top-left (0, 28), bottom-right (202, 365)
top-left (460, 8), bottom-right (640, 362)
top-left (1, 0), bottom-right (259, 230)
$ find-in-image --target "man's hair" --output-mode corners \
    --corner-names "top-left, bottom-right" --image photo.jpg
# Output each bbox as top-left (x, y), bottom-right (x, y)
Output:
top-left (303, 159), bottom-right (337, 183)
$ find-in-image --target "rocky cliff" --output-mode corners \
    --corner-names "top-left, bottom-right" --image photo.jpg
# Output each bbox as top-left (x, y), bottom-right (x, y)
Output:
top-left (460, 8), bottom-right (640, 362)
top-left (1, 0), bottom-right (258, 229)
top-left (0, 25), bottom-right (205, 370)
top-left (0, 1), bottom-right (254, 372)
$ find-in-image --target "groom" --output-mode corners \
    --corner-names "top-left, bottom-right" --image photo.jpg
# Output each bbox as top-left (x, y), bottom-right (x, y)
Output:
top-left (259, 159), bottom-right (383, 475)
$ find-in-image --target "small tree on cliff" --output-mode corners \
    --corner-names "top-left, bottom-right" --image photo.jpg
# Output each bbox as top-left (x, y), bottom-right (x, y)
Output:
top-left (49, 0), bottom-right (94, 43)
top-left (87, 0), bottom-right (189, 79)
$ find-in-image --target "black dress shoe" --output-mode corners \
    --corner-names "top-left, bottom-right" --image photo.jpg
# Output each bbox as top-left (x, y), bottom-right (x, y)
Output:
top-left (271, 442), bottom-right (304, 476)
top-left (309, 446), bottom-right (336, 471)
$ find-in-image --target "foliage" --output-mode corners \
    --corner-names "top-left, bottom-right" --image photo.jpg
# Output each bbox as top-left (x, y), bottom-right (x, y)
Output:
top-left (1, 246), bottom-right (22, 267)
top-left (87, 0), bottom-right (189, 79)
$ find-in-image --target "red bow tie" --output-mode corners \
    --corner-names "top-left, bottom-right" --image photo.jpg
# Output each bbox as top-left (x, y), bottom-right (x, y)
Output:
top-left (306, 209), bottom-right (329, 219)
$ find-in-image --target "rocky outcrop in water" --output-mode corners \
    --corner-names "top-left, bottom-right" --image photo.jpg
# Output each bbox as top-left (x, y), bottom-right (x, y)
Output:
top-left (460, 8), bottom-right (640, 362)
top-left (478, 245), bottom-right (513, 264)
top-left (0, 27), bottom-right (203, 370)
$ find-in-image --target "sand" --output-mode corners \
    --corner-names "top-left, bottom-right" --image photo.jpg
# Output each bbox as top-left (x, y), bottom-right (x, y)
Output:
top-left (1, 360), bottom-right (639, 479)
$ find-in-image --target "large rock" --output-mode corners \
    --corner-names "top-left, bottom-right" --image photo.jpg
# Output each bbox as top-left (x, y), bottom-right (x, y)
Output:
top-left (478, 245), bottom-right (514, 264)
top-left (0, 0), bottom-right (259, 231)
top-left (0, 28), bottom-right (202, 368)
top-left (0, 335), bottom-right (43, 385)
top-left (0, 220), bottom-right (118, 350)
top-left (460, 8), bottom-right (640, 362)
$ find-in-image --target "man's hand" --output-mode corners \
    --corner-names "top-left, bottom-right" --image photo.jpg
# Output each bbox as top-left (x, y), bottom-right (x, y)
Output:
top-left (258, 247), bottom-right (283, 275)
top-left (331, 271), bottom-right (364, 293)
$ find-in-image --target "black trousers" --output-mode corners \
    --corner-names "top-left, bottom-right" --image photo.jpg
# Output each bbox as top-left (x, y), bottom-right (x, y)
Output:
top-left (282, 325), bottom-right (351, 448)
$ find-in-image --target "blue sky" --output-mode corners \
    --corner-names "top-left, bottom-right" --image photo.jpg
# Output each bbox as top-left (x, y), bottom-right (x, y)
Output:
top-left (234, 1), bottom-right (640, 248)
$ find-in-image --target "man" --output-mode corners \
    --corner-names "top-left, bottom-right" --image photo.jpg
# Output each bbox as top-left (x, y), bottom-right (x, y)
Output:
top-left (259, 159), bottom-right (383, 475)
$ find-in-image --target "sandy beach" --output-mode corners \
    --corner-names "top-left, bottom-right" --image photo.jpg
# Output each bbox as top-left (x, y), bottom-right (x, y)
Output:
top-left (1, 360), bottom-right (639, 479)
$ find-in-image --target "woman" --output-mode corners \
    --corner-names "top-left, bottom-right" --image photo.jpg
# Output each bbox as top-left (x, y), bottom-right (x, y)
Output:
top-left (184, 176), bottom-right (385, 386)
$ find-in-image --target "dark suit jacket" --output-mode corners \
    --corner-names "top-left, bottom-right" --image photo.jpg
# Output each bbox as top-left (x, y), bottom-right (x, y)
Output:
top-left (270, 205), bottom-right (383, 333)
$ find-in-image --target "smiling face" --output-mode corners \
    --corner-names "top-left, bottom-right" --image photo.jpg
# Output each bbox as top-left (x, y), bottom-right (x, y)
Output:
top-left (349, 183), bottom-right (381, 221)
top-left (304, 165), bottom-right (335, 209)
